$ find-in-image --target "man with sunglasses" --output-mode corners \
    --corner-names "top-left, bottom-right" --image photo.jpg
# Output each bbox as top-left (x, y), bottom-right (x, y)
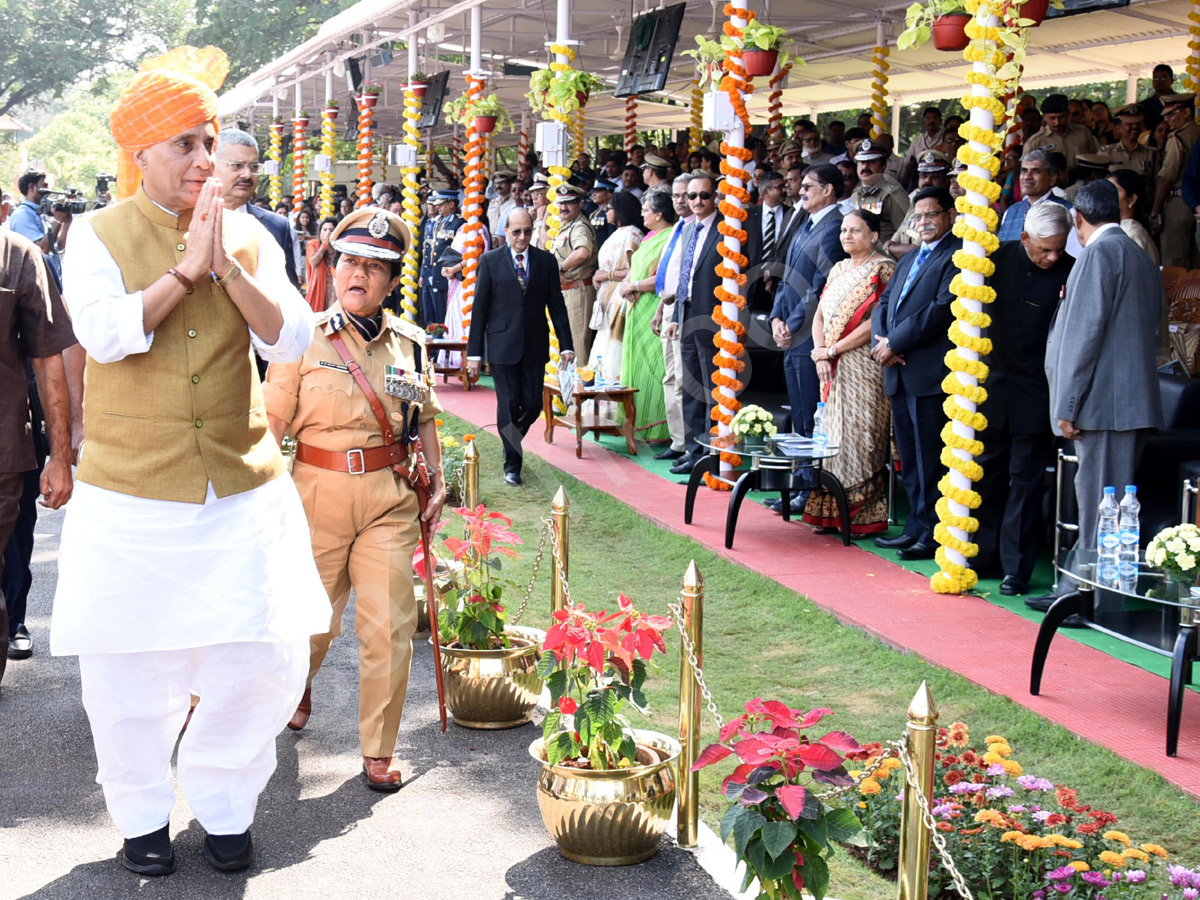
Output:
top-left (214, 129), bottom-right (300, 289)
top-left (549, 183), bottom-right (598, 361)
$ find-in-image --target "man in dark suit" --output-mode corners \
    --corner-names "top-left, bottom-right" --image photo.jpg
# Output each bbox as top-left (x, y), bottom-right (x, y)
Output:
top-left (214, 129), bottom-right (300, 289)
top-left (1029, 180), bottom-right (1165, 610)
top-left (744, 170), bottom-right (789, 314)
top-left (871, 187), bottom-right (962, 559)
top-left (663, 173), bottom-right (723, 474)
top-left (770, 164), bottom-right (847, 449)
top-left (974, 204), bottom-right (1074, 595)
top-left (466, 208), bottom-right (575, 486)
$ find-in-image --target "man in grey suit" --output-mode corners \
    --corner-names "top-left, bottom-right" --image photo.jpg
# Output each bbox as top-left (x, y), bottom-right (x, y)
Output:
top-left (1029, 180), bottom-right (1164, 611)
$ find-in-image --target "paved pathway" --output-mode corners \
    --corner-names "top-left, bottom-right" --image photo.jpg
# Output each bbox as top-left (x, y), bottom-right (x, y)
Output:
top-left (441, 383), bottom-right (1200, 798)
top-left (0, 503), bottom-right (734, 899)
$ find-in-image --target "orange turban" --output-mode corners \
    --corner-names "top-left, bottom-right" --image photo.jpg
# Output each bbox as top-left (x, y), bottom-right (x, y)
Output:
top-left (111, 46), bottom-right (231, 201)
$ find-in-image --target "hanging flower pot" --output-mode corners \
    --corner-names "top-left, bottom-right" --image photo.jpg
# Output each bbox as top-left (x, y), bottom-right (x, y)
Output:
top-left (473, 115), bottom-right (497, 134)
top-left (323, 107), bottom-right (339, 121)
top-left (358, 93), bottom-right (379, 109)
top-left (931, 14), bottom-right (972, 51)
top-left (409, 82), bottom-right (428, 99)
top-left (295, 115), bottom-right (310, 129)
top-left (743, 48), bottom-right (779, 77)
top-left (1003, 0), bottom-right (1049, 24)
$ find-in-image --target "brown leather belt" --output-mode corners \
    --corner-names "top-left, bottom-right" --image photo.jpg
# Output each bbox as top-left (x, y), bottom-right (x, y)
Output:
top-left (561, 279), bottom-right (584, 290)
top-left (295, 441), bottom-right (406, 475)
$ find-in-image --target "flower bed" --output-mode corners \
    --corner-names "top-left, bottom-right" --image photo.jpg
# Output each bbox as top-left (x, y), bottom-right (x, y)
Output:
top-left (849, 723), bottom-right (1187, 898)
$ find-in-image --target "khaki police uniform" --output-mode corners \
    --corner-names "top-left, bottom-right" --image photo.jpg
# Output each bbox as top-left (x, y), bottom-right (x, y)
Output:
top-left (551, 212), bottom-right (598, 361)
top-left (1159, 116), bottom-right (1200, 267)
top-left (1102, 140), bottom-right (1159, 180)
top-left (851, 175), bottom-right (911, 243)
top-left (1023, 123), bottom-right (1099, 169)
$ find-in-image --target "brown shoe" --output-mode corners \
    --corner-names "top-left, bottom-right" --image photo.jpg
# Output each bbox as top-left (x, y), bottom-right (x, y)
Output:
top-left (362, 756), bottom-right (403, 791)
top-left (287, 686), bottom-right (312, 732)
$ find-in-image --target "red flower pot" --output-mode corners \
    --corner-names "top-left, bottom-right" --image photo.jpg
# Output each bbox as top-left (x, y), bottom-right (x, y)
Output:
top-left (743, 49), bottom-right (779, 77)
top-left (358, 93), bottom-right (379, 109)
top-left (474, 115), bottom-right (497, 134)
top-left (931, 14), bottom-right (972, 51)
top-left (410, 83), bottom-right (428, 98)
top-left (1003, 0), bottom-right (1049, 24)
top-left (295, 116), bottom-right (310, 129)
top-left (323, 107), bottom-right (339, 121)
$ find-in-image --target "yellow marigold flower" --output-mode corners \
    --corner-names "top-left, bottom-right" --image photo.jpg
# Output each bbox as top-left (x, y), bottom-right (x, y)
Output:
top-left (1104, 831), bottom-right (1132, 847)
top-left (1017, 835), bottom-right (1052, 852)
top-left (973, 809), bottom-right (1004, 826)
top-left (857, 801), bottom-right (867, 809)
top-left (984, 734), bottom-right (1007, 744)
top-left (1141, 843), bottom-right (1168, 858)
top-left (849, 769), bottom-right (862, 779)
top-left (1000, 831), bottom-right (1023, 843)
top-left (1002, 759), bottom-right (1023, 777)
top-left (986, 742), bottom-right (1013, 758)
top-left (1054, 837), bottom-right (1083, 850)
top-left (881, 758), bottom-right (902, 772)
top-left (435, 418), bottom-right (445, 427)
top-left (1099, 850), bottom-right (1127, 868)
top-left (1123, 848), bottom-right (1150, 863)
top-left (982, 751), bottom-right (1004, 766)
top-left (859, 778), bottom-right (882, 795)
top-left (1069, 861), bottom-right (1090, 872)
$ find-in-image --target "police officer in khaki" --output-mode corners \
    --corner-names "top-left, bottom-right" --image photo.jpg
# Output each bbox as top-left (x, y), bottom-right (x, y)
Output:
top-left (1102, 104), bottom-right (1159, 180)
top-left (1023, 93), bottom-right (1099, 169)
top-left (887, 150), bottom-right (951, 258)
top-left (1151, 93), bottom-right (1200, 267)
top-left (851, 138), bottom-right (911, 243)
top-left (550, 182), bottom-right (598, 360)
top-left (264, 208), bottom-right (446, 792)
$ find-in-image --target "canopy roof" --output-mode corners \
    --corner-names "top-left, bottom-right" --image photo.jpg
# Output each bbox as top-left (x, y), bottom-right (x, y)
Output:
top-left (218, 0), bottom-right (1194, 145)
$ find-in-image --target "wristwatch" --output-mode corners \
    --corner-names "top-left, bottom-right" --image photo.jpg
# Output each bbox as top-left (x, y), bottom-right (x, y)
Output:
top-left (215, 262), bottom-right (242, 289)
top-left (828, 344), bottom-right (838, 359)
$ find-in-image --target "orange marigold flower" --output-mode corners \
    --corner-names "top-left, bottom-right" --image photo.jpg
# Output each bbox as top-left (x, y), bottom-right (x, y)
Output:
top-left (463, 434), bottom-right (476, 441)
top-left (944, 770), bottom-right (965, 786)
top-left (1099, 850), bottom-right (1127, 868)
top-left (1141, 843), bottom-right (1168, 858)
top-left (1077, 823), bottom-right (1100, 836)
top-left (1017, 835), bottom-right (1052, 852)
top-left (961, 827), bottom-right (985, 835)
top-left (1103, 830), bottom-right (1132, 846)
top-left (987, 742), bottom-right (1013, 758)
top-left (1000, 831), bottom-right (1023, 843)
top-left (435, 418), bottom-right (445, 427)
top-left (881, 758), bottom-right (902, 772)
top-left (984, 734), bottom-right (1006, 744)
top-left (948, 723), bottom-right (970, 747)
top-left (937, 822), bottom-right (955, 832)
top-left (1123, 848), bottom-right (1150, 863)
top-left (1069, 861), bottom-right (1090, 872)
top-left (982, 751), bottom-right (1004, 766)
top-left (1002, 759), bottom-right (1023, 777)
top-left (859, 777), bottom-right (882, 795)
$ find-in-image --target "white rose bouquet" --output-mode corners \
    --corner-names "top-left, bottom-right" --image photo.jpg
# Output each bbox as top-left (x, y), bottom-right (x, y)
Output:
top-left (1146, 523), bottom-right (1200, 582)
top-left (729, 404), bottom-right (778, 440)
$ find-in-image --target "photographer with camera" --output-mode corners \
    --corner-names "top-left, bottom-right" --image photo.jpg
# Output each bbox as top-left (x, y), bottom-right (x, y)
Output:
top-left (10, 170), bottom-right (69, 289)
top-left (92, 174), bottom-right (116, 210)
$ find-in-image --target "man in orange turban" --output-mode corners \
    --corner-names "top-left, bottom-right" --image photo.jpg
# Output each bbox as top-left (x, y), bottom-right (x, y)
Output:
top-left (51, 47), bottom-right (329, 878)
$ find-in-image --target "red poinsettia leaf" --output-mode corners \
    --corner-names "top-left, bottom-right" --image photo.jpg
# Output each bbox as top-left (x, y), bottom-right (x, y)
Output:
top-left (733, 736), bottom-right (777, 766)
top-left (817, 730), bottom-right (862, 754)
top-left (797, 707), bottom-right (833, 729)
top-left (798, 742), bottom-right (845, 772)
top-left (719, 714), bottom-right (749, 743)
top-left (691, 743), bottom-right (733, 771)
top-left (776, 784), bottom-right (808, 820)
top-left (720, 763), bottom-right (757, 793)
top-left (586, 639), bottom-right (606, 673)
top-left (544, 625), bottom-right (568, 651)
top-left (759, 699), bottom-right (798, 728)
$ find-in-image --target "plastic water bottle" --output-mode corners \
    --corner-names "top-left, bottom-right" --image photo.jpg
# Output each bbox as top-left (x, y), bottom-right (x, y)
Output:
top-left (1097, 486), bottom-right (1120, 586)
top-left (812, 402), bottom-right (828, 449)
top-left (593, 354), bottom-right (604, 388)
top-left (1118, 485), bottom-right (1141, 591)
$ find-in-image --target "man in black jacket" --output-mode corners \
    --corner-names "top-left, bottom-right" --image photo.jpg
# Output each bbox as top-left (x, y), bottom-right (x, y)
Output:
top-left (467, 208), bottom-right (574, 486)
top-left (871, 187), bottom-right (962, 559)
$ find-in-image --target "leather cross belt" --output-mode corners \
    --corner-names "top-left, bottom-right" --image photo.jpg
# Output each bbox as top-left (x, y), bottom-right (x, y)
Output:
top-left (296, 441), bottom-right (406, 475)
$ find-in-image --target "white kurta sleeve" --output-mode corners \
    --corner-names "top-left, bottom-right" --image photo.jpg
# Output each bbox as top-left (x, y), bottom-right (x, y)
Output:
top-left (246, 222), bottom-right (315, 363)
top-left (62, 218), bottom-right (155, 363)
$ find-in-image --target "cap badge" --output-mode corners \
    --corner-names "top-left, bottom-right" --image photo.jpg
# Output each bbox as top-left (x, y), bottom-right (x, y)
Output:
top-left (368, 212), bottom-right (390, 239)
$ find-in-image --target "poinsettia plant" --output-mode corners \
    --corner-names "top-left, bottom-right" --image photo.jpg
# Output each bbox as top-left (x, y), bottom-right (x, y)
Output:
top-left (538, 596), bottom-right (672, 770)
top-left (419, 504), bottom-right (523, 650)
top-left (693, 700), bottom-right (865, 900)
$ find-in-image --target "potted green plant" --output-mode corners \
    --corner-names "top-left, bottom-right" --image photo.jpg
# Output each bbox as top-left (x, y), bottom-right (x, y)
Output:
top-left (294, 109), bottom-right (310, 128)
top-left (682, 35), bottom-right (727, 92)
top-left (525, 69), bottom-right (605, 117)
top-left (426, 503), bottom-right (543, 728)
top-left (321, 98), bottom-right (338, 121)
top-left (729, 404), bottom-right (778, 452)
top-left (359, 81), bottom-right (383, 108)
top-left (692, 700), bottom-right (866, 900)
top-left (409, 72), bottom-right (430, 98)
top-left (530, 595), bottom-right (679, 865)
top-left (897, 0), bottom-right (972, 51)
top-left (740, 20), bottom-right (793, 77)
top-left (443, 92), bottom-right (514, 134)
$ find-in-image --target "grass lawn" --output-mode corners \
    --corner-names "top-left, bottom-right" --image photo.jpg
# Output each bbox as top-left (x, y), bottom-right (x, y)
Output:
top-left (439, 414), bottom-right (1200, 898)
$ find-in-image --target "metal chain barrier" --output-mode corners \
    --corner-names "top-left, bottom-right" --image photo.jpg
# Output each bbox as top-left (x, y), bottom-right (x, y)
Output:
top-left (667, 601), bottom-right (725, 733)
top-left (510, 517), bottom-right (551, 625)
top-left (891, 738), bottom-right (975, 900)
top-left (547, 518), bottom-right (575, 607)
top-left (820, 746), bottom-right (898, 800)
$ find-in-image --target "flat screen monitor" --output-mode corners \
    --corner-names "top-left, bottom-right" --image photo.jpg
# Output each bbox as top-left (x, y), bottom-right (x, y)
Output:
top-left (418, 71), bottom-right (452, 131)
top-left (614, 3), bottom-right (686, 98)
top-left (1046, 0), bottom-right (1130, 17)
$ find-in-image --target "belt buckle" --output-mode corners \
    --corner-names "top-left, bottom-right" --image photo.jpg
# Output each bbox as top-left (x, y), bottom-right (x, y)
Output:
top-left (347, 448), bottom-right (366, 474)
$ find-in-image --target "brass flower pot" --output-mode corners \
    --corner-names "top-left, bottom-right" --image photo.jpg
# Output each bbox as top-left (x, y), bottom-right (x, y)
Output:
top-left (528, 729), bottom-right (681, 866)
top-left (441, 625), bottom-right (545, 729)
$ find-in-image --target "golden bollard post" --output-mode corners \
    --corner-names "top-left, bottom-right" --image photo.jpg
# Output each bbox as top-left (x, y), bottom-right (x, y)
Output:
top-left (551, 486), bottom-right (570, 616)
top-left (463, 438), bottom-right (480, 509)
top-left (897, 681), bottom-right (939, 900)
top-left (677, 561), bottom-right (703, 849)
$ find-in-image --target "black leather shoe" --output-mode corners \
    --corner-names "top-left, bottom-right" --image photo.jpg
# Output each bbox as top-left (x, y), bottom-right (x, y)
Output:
top-left (203, 830), bottom-right (254, 872)
top-left (1024, 593), bottom-right (1056, 612)
top-left (7, 625), bottom-right (31, 660)
top-left (897, 541), bottom-right (937, 560)
top-left (654, 447), bottom-right (684, 461)
top-left (123, 825), bottom-right (175, 876)
top-left (669, 456), bottom-right (697, 475)
top-left (504, 472), bottom-right (522, 487)
top-left (874, 534), bottom-right (915, 550)
top-left (999, 576), bottom-right (1028, 596)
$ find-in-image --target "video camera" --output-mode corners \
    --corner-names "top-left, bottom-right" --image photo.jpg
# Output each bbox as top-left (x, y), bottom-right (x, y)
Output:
top-left (95, 173), bottom-right (115, 195)
top-left (41, 189), bottom-right (87, 216)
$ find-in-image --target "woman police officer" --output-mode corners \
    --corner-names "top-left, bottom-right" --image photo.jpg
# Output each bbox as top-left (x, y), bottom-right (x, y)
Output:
top-left (264, 207), bottom-right (446, 791)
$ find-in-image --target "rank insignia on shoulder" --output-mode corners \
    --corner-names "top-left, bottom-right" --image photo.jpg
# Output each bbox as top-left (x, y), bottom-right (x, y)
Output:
top-left (385, 312), bottom-right (427, 344)
top-left (325, 312), bottom-right (348, 335)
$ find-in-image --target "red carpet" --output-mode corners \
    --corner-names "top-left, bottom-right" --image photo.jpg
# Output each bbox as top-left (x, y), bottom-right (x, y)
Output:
top-left (440, 384), bottom-right (1200, 798)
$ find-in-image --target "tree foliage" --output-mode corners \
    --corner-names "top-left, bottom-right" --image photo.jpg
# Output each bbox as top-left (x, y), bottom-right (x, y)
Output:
top-left (0, 0), bottom-right (192, 118)
top-left (26, 80), bottom-right (129, 196)
top-left (187, 0), bottom-right (359, 84)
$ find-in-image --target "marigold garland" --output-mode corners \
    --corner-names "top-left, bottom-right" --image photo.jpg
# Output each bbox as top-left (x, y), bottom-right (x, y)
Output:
top-left (354, 98), bottom-right (373, 209)
top-left (624, 96), bottom-right (637, 152)
top-left (398, 87), bottom-right (421, 323)
top-left (319, 105), bottom-right (338, 220)
top-left (268, 121), bottom-right (284, 208)
top-left (1188, 3), bottom-right (1200, 109)
top-left (293, 114), bottom-right (309, 216)
top-left (689, 78), bottom-right (704, 153)
top-left (870, 45), bottom-right (889, 138)
top-left (544, 42), bottom-right (580, 376)
top-left (460, 74), bottom-right (486, 341)
top-left (768, 62), bottom-right (793, 145)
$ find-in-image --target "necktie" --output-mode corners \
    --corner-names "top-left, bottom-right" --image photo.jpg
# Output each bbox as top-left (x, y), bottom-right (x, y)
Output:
top-left (676, 222), bottom-right (704, 307)
top-left (800, 217), bottom-right (814, 238)
top-left (895, 244), bottom-right (932, 312)
top-left (656, 221), bottom-right (685, 295)
top-left (763, 206), bottom-right (776, 261)
top-left (514, 252), bottom-right (527, 291)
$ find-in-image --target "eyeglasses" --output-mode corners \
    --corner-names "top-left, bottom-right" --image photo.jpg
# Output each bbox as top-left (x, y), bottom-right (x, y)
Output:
top-left (799, 182), bottom-right (823, 191)
top-left (509, 228), bottom-right (533, 236)
top-left (687, 191), bottom-right (713, 200)
top-left (221, 161), bottom-right (262, 175)
top-left (911, 210), bottom-right (947, 222)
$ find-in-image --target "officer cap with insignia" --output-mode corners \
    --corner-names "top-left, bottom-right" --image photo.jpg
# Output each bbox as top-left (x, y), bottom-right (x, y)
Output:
top-left (529, 174), bottom-right (550, 193)
top-left (431, 188), bottom-right (458, 203)
top-left (331, 207), bottom-right (412, 260)
top-left (1114, 103), bottom-right (1145, 124)
top-left (554, 183), bottom-right (586, 201)
top-left (779, 140), bottom-right (801, 158)
top-left (1041, 93), bottom-right (1069, 115)
top-left (917, 150), bottom-right (951, 172)
top-left (1162, 93), bottom-right (1196, 113)
top-left (1075, 153), bottom-right (1112, 172)
top-left (641, 153), bottom-right (670, 170)
top-left (592, 178), bottom-right (617, 192)
top-left (856, 138), bottom-right (887, 161)
top-left (493, 169), bottom-right (516, 184)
